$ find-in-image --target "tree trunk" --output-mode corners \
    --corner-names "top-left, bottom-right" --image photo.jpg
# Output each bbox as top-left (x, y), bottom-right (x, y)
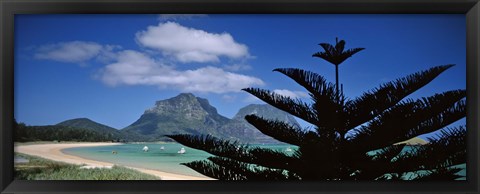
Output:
top-left (335, 65), bottom-right (339, 99)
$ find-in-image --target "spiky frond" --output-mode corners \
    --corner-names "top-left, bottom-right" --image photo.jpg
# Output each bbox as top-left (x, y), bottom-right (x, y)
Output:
top-left (244, 115), bottom-right (306, 146)
top-left (350, 144), bottom-right (406, 180)
top-left (242, 88), bottom-right (318, 125)
top-left (181, 160), bottom-right (247, 180)
top-left (166, 134), bottom-right (296, 170)
top-left (312, 40), bottom-right (365, 66)
top-left (388, 127), bottom-right (466, 175)
top-left (353, 126), bottom-right (466, 181)
top-left (372, 144), bottom-right (407, 162)
top-left (273, 68), bottom-right (346, 134)
top-left (335, 40), bottom-right (346, 53)
top-left (412, 167), bottom-right (464, 181)
top-left (400, 99), bottom-right (465, 142)
top-left (208, 157), bottom-right (300, 180)
top-left (344, 65), bottom-right (455, 130)
top-left (182, 157), bottom-right (300, 180)
top-left (349, 90), bottom-right (465, 151)
top-left (273, 68), bottom-right (341, 103)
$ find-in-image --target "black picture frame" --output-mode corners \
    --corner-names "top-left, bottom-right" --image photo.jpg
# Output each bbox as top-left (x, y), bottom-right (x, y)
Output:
top-left (1, 0), bottom-right (479, 193)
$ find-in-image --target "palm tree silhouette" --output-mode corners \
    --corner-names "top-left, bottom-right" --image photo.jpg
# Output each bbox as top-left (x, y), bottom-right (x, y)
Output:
top-left (167, 39), bottom-right (466, 181)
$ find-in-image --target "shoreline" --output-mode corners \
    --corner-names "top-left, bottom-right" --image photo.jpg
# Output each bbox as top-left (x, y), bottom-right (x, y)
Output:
top-left (15, 142), bottom-right (214, 180)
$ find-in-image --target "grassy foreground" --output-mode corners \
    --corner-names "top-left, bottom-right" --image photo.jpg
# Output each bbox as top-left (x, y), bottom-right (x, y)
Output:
top-left (14, 153), bottom-right (160, 180)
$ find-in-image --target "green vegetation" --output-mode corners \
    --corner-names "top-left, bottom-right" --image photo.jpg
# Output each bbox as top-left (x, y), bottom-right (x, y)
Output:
top-left (14, 121), bottom-right (118, 142)
top-left (56, 118), bottom-right (121, 137)
top-left (14, 153), bottom-right (159, 180)
top-left (14, 118), bottom-right (151, 142)
top-left (168, 38), bottom-right (466, 180)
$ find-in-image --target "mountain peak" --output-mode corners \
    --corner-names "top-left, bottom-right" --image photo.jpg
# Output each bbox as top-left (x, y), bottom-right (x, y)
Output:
top-left (148, 93), bottom-right (204, 116)
top-left (219, 103), bottom-right (300, 143)
top-left (125, 93), bottom-right (229, 138)
top-left (57, 118), bottom-right (118, 131)
top-left (67, 117), bottom-right (92, 122)
top-left (233, 104), bottom-right (299, 125)
top-left (172, 93), bottom-right (196, 100)
top-left (152, 93), bottom-right (196, 107)
top-left (56, 118), bottom-right (93, 125)
top-left (178, 93), bottom-right (195, 97)
top-left (123, 94), bottom-right (299, 143)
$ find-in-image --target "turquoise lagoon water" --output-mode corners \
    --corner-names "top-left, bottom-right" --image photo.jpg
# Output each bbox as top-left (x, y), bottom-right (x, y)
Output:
top-left (63, 143), bottom-right (294, 177)
top-left (63, 144), bottom-right (466, 179)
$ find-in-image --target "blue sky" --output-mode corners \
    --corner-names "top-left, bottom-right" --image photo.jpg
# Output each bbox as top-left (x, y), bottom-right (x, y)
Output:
top-left (14, 14), bottom-right (466, 138)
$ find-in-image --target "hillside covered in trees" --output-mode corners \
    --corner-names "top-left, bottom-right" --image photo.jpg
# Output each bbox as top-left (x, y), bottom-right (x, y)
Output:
top-left (14, 121), bottom-right (122, 142)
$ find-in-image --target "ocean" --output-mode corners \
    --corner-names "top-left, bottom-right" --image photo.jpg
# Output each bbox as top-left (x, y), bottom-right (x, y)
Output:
top-left (63, 143), bottom-right (466, 180)
top-left (63, 143), bottom-right (294, 178)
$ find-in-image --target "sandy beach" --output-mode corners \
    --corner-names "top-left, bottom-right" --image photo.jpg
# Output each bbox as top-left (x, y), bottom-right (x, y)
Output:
top-left (15, 142), bottom-right (214, 180)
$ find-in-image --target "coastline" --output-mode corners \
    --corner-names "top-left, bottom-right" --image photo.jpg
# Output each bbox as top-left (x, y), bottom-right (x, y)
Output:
top-left (15, 142), bottom-right (214, 180)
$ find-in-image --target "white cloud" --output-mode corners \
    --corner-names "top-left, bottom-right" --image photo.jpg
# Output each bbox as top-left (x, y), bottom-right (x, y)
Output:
top-left (135, 22), bottom-right (249, 63)
top-left (96, 45), bottom-right (123, 63)
top-left (99, 50), bottom-right (264, 93)
top-left (224, 64), bottom-right (252, 72)
top-left (158, 14), bottom-right (207, 21)
top-left (34, 41), bottom-right (120, 64)
top-left (33, 23), bottom-right (259, 94)
top-left (273, 89), bottom-right (309, 99)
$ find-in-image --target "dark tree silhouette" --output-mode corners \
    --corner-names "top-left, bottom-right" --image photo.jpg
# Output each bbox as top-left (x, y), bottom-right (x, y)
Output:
top-left (312, 38), bottom-right (365, 98)
top-left (167, 40), bottom-right (466, 181)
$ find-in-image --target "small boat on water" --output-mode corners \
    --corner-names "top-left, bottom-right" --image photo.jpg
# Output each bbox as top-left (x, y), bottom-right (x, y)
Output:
top-left (160, 146), bottom-right (165, 150)
top-left (142, 146), bottom-right (149, 152)
top-left (178, 147), bottom-right (186, 154)
top-left (285, 147), bottom-right (293, 152)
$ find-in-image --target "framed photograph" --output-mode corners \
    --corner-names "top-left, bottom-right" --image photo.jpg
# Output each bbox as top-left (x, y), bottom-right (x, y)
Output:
top-left (1, 0), bottom-right (479, 193)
